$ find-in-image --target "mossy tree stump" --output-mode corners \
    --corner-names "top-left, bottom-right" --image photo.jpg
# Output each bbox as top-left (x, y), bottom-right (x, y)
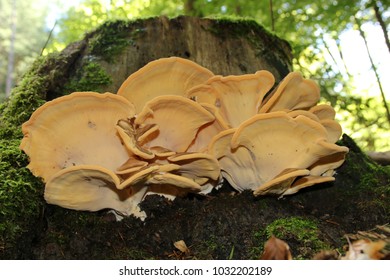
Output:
top-left (0, 16), bottom-right (389, 260)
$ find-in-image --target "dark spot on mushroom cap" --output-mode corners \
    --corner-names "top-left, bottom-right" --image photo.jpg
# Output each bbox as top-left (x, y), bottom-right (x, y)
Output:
top-left (88, 121), bottom-right (97, 129)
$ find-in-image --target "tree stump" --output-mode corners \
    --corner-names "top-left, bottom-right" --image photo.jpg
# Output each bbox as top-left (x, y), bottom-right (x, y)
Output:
top-left (0, 16), bottom-right (388, 260)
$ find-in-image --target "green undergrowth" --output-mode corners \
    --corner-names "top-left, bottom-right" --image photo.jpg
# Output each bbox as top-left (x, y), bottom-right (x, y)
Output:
top-left (251, 217), bottom-right (330, 260)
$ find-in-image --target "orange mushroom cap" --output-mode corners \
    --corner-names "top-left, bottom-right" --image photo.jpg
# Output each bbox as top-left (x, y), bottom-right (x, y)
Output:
top-left (45, 165), bottom-right (147, 219)
top-left (134, 95), bottom-right (215, 153)
top-left (20, 92), bottom-right (135, 182)
top-left (117, 57), bottom-right (214, 113)
top-left (259, 72), bottom-right (320, 113)
top-left (187, 70), bottom-right (275, 127)
top-left (209, 111), bottom-right (348, 196)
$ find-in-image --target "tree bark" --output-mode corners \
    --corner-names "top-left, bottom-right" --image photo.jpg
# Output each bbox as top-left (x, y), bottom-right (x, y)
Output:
top-left (45, 16), bottom-right (292, 100)
top-left (269, 0), bottom-right (275, 32)
top-left (367, 151), bottom-right (390, 165)
top-left (5, 0), bottom-right (16, 97)
top-left (355, 16), bottom-right (390, 125)
top-left (372, 1), bottom-right (390, 53)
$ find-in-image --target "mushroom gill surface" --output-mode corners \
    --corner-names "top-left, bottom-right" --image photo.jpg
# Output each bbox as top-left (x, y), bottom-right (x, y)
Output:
top-left (45, 165), bottom-right (147, 219)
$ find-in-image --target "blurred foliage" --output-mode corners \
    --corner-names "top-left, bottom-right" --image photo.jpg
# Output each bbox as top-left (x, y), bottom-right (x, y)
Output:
top-left (1, 0), bottom-right (389, 151)
top-left (0, 0), bottom-right (53, 100)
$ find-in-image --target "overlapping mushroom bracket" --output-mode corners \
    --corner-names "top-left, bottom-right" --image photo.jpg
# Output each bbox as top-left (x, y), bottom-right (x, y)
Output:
top-left (20, 58), bottom-right (222, 220)
top-left (187, 71), bottom-right (349, 197)
top-left (20, 56), bottom-right (348, 220)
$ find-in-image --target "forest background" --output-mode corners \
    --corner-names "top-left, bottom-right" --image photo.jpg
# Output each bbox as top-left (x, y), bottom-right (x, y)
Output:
top-left (0, 0), bottom-right (389, 152)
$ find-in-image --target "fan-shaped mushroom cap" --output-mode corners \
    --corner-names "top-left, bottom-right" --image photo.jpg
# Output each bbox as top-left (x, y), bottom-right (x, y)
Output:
top-left (308, 141), bottom-right (349, 175)
top-left (20, 92), bottom-right (135, 182)
top-left (134, 95), bottom-right (215, 153)
top-left (147, 173), bottom-right (203, 191)
top-left (209, 112), bottom-right (348, 196)
top-left (117, 57), bottom-right (214, 113)
top-left (283, 175), bottom-right (336, 196)
top-left (309, 104), bottom-right (336, 120)
top-left (186, 103), bottom-right (229, 153)
top-left (115, 157), bottom-right (148, 175)
top-left (319, 119), bottom-right (343, 143)
top-left (259, 72), bottom-right (320, 113)
top-left (309, 104), bottom-right (342, 143)
top-left (231, 112), bottom-right (331, 175)
top-left (187, 70), bottom-right (275, 127)
top-left (118, 163), bottom-right (181, 190)
top-left (116, 118), bottom-right (157, 160)
top-left (117, 152), bottom-right (220, 193)
top-left (167, 152), bottom-right (221, 186)
top-left (208, 128), bottom-right (256, 192)
top-left (253, 168), bottom-right (311, 196)
top-left (45, 165), bottom-right (147, 219)
top-left (287, 110), bottom-right (342, 143)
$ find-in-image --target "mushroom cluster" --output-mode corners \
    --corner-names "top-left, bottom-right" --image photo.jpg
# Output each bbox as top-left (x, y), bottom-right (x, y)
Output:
top-left (20, 57), bottom-right (348, 219)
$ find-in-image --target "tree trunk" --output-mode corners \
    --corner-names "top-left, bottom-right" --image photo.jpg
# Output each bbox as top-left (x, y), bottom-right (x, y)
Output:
top-left (367, 151), bottom-right (390, 165)
top-left (355, 16), bottom-right (390, 126)
top-left (269, 0), bottom-right (275, 32)
top-left (372, 1), bottom-right (390, 53)
top-left (41, 16), bottom-right (292, 101)
top-left (184, 0), bottom-right (198, 16)
top-left (5, 0), bottom-right (16, 97)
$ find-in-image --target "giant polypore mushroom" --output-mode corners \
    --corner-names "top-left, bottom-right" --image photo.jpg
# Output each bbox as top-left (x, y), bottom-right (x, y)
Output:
top-left (45, 165), bottom-right (147, 219)
top-left (115, 95), bottom-right (221, 194)
top-left (20, 91), bottom-right (150, 218)
top-left (130, 95), bottom-right (216, 153)
top-left (20, 92), bottom-right (135, 181)
top-left (209, 111), bottom-right (349, 196)
top-left (20, 56), bottom-right (349, 219)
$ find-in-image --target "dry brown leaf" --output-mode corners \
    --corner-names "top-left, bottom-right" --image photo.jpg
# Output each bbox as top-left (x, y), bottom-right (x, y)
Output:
top-left (260, 236), bottom-right (292, 260)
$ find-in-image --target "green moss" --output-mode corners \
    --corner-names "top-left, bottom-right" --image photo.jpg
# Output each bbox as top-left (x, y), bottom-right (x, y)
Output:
top-left (0, 60), bottom-right (48, 139)
top-left (203, 16), bottom-right (292, 76)
top-left (0, 50), bottom-right (77, 140)
top-left (205, 16), bottom-right (273, 39)
top-left (63, 62), bottom-right (112, 93)
top-left (89, 19), bottom-right (146, 62)
top-left (0, 139), bottom-right (44, 256)
top-left (337, 135), bottom-right (390, 217)
top-left (251, 217), bottom-right (330, 260)
top-left (193, 235), bottom-right (226, 259)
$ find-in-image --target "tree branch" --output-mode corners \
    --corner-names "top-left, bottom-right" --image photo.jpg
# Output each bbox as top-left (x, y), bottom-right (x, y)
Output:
top-left (354, 15), bottom-right (390, 125)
